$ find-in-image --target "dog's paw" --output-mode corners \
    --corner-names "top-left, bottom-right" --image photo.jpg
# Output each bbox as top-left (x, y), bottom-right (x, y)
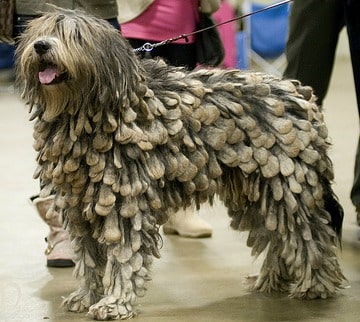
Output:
top-left (246, 273), bottom-right (291, 294)
top-left (62, 288), bottom-right (92, 312)
top-left (87, 296), bottom-right (135, 320)
top-left (289, 266), bottom-right (345, 299)
top-left (290, 282), bottom-right (339, 300)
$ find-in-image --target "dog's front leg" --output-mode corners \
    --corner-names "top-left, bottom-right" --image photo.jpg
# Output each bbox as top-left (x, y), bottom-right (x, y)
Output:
top-left (87, 214), bottom-right (160, 320)
top-left (62, 230), bottom-right (106, 313)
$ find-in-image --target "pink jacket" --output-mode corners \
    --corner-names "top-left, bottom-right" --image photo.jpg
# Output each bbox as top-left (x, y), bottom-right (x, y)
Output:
top-left (121, 0), bottom-right (200, 44)
top-left (213, 1), bottom-right (237, 68)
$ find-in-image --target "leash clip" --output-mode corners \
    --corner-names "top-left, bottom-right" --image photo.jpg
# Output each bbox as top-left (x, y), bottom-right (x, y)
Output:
top-left (142, 42), bottom-right (154, 52)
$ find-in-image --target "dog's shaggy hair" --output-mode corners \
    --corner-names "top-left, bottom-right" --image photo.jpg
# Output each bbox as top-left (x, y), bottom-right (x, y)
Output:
top-left (16, 9), bottom-right (345, 320)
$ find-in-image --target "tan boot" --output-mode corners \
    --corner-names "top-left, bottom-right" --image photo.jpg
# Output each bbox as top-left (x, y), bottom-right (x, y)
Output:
top-left (29, 195), bottom-right (75, 267)
top-left (163, 207), bottom-right (212, 238)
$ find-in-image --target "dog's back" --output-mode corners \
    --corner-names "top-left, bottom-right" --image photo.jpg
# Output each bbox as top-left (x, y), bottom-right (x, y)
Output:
top-left (140, 57), bottom-right (343, 232)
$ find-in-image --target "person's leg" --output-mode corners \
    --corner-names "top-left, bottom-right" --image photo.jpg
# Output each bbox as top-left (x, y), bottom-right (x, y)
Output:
top-left (284, 0), bottom-right (344, 106)
top-left (351, 139), bottom-right (360, 222)
top-left (156, 43), bottom-right (197, 70)
top-left (127, 39), bottom-right (198, 70)
top-left (344, 0), bottom-right (360, 217)
top-left (163, 206), bottom-right (212, 238)
top-left (30, 195), bottom-right (75, 267)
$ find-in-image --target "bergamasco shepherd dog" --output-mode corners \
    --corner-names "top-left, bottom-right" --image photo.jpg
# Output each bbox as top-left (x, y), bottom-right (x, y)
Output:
top-left (15, 8), bottom-right (345, 320)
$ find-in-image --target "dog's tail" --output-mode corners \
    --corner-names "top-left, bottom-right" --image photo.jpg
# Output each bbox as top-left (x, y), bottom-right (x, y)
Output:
top-left (323, 177), bottom-right (344, 245)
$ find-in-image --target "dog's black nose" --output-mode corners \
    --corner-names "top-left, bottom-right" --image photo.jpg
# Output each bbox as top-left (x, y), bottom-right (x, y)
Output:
top-left (34, 40), bottom-right (51, 55)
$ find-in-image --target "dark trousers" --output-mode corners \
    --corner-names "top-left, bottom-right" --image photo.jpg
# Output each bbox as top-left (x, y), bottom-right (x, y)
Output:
top-left (127, 38), bottom-right (197, 70)
top-left (284, 0), bottom-right (360, 206)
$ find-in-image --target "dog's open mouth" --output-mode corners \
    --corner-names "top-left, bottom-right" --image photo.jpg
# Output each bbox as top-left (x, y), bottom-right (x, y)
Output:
top-left (38, 62), bottom-right (68, 85)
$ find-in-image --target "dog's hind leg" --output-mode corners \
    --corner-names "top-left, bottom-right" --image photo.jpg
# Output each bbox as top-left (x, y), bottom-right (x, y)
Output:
top-left (223, 168), bottom-right (345, 298)
top-left (228, 204), bottom-right (293, 293)
top-left (247, 182), bottom-right (345, 299)
top-left (87, 213), bottom-right (160, 320)
top-left (247, 236), bottom-right (293, 294)
top-left (222, 173), bottom-right (293, 293)
top-left (287, 185), bottom-right (346, 299)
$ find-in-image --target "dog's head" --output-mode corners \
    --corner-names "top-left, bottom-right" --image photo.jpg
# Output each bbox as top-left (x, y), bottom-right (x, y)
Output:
top-left (15, 8), bottom-right (142, 121)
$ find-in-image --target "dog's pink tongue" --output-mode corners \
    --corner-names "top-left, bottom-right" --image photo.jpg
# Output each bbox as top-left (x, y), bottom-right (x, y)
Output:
top-left (39, 67), bottom-right (60, 84)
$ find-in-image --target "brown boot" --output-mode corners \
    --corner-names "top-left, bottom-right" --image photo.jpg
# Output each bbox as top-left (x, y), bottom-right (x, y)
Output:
top-left (29, 195), bottom-right (75, 267)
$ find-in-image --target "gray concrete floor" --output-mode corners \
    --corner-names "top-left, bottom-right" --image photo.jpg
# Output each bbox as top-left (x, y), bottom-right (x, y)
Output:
top-left (0, 57), bottom-right (360, 322)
